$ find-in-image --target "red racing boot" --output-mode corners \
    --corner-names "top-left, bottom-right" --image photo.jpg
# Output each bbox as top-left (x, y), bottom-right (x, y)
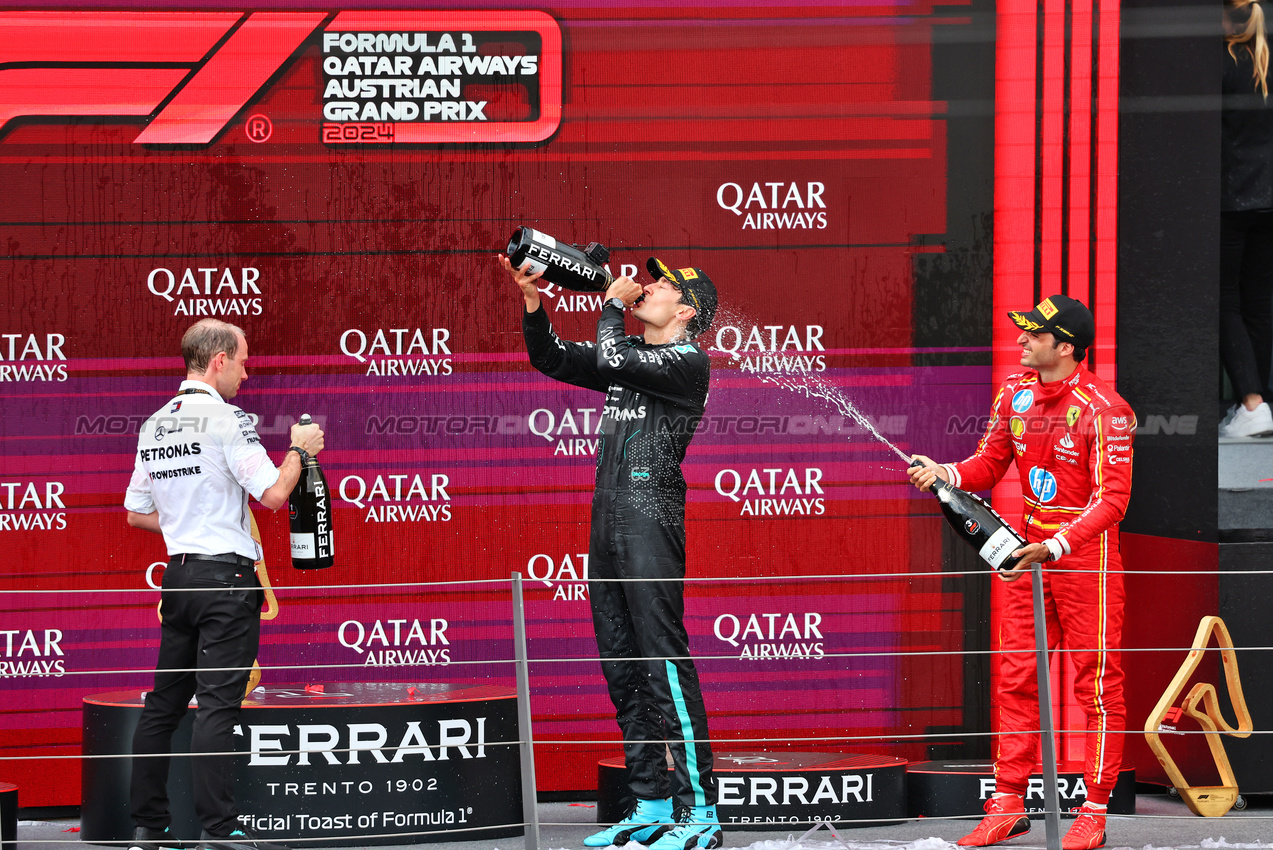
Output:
top-left (1061, 802), bottom-right (1107, 850)
top-left (957, 794), bottom-right (1030, 847)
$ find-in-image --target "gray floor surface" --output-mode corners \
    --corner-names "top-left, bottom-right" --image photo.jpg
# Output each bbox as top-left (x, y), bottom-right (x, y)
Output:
top-left (15, 794), bottom-right (1273, 850)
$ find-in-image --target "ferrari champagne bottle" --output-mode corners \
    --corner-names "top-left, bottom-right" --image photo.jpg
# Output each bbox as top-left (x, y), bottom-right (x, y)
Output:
top-left (289, 414), bottom-right (334, 570)
top-left (506, 226), bottom-right (614, 292)
top-left (911, 460), bottom-right (1026, 571)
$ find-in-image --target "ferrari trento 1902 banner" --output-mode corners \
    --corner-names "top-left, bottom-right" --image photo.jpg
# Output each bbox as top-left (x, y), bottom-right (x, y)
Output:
top-left (0, 3), bottom-right (994, 806)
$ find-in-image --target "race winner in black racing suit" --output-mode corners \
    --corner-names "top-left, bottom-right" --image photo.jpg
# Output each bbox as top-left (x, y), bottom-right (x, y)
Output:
top-left (500, 253), bottom-right (722, 850)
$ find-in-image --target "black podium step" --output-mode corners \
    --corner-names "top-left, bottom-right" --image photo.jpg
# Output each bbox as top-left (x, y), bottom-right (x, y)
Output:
top-left (907, 760), bottom-right (1136, 817)
top-left (82, 683), bottom-right (522, 847)
top-left (598, 751), bottom-right (908, 829)
top-left (1, 783), bottom-right (16, 850)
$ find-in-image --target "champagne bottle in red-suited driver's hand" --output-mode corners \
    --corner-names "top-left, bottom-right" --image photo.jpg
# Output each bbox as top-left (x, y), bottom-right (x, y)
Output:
top-left (910, 459), bottom-right (1026, 572)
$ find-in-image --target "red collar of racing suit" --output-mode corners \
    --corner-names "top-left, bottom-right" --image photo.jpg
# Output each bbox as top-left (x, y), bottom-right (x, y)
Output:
top-left (1019, 362), bottom-right (1087, 406)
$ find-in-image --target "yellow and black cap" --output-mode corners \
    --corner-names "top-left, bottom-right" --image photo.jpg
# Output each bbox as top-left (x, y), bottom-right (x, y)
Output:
top-left (1008, 294), bottom-right (1095, 349)
top-left (647, 257), bottom-right (718, 338)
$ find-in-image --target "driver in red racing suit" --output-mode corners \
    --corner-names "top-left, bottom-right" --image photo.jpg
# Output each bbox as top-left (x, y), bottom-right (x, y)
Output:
top-left (500, 252), bottom-right (723, 850)
top-left (910, 295), bottom-right (1133, 850)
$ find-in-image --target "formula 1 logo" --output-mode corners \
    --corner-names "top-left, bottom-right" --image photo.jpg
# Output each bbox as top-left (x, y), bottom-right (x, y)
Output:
top-left (0, 11), bottom-right (562, 146)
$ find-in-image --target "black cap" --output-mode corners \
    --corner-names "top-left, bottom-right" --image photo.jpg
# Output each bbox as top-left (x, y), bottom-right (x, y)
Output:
top-left (647, 257), bottom-right (718, 338)
top-left (1008, 294), bottom-right (1095, 349)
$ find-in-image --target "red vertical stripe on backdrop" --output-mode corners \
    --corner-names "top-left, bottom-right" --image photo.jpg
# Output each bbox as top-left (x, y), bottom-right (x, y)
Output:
top-left (1092, 0), bottom-right (1121, 383)
top-left (991, 0), bottom-right (1039, 747)
top-left (990, 0), bottom-right (1122, 771)
top-left (1064, 0), bottom-right (1094, 765)
top-left (1068, 0), bottom-right (1094, 302)
top-left (991, 0), bottom-right (1038, 522)
top-left (1039, 0), bottom-right (1066, 296)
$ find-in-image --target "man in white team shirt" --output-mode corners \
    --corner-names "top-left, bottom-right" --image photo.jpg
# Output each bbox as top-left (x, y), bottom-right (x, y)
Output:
top-left (124, 319), bottom-right (324, 850)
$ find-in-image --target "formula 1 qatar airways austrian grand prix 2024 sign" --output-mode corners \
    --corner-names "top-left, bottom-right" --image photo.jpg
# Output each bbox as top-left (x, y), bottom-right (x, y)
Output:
top-left (0, 11), bottom-right (562, 145)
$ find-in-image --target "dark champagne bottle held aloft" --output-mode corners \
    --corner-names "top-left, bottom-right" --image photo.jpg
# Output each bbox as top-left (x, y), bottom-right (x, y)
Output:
top-left (506, 226), bottom-right (614, 292)
top-left (911, 460), bottom-right (1026, 571)
top-left (289, 414), bottom-right (334, 570)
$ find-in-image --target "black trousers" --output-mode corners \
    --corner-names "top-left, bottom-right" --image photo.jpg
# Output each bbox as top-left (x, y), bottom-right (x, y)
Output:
top-left (1221, 209), bottom-right (1273, 401)
top-left (588, 489), bottom-right (715, 810)
top-left (130, 557), bottom-right (262, 836)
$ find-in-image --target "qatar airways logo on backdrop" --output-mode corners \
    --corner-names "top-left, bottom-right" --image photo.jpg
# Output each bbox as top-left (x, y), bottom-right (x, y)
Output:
top-left (338, 472), bottom-right (452, 523)
top-left (340, 328), bottom-right (453, 377)
top-left (714, 467), bottom-right (825, 517)
top-left (0, 333), bottom-right (67, 383)
top-left (713, 612), bottom-right (825, 661)
top-left (337, 618), bottom-right (450, 667)
top-left (147, 267), bottom-right (264, 318)
top-left (525, 551), bottom-right (589, 602)
top-left (0, 11), bottom-right (562, 146)
top-left (0, 481), bottom-right (67, 531)
top-left (527, 407), bottom-right (601, 457)
top-left (0, 628), bottom-right (66, 678)
top-left (713, 324), bottom-right (826, 373)
top-left (535, 264), bottom-right (638, 313)
top-left (716, 182), bottom-right (828, 230)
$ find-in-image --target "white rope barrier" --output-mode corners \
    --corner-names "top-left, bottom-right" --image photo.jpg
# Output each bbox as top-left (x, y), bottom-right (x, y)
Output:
top-left (3, 563), bottom-right (1271, 596)
top-left (3, 566), bottom-right (1264, 849)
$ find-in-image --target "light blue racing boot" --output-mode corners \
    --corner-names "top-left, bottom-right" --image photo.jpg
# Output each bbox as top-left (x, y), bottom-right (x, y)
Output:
top-left (647, 805), bottom-right (723, 850)
top-left (584, 797), bottom-right (674, 847)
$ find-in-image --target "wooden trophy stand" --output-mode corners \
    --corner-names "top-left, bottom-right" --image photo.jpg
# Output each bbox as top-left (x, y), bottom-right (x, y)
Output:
top-left (1143, 616), bottom-right (1253, 817)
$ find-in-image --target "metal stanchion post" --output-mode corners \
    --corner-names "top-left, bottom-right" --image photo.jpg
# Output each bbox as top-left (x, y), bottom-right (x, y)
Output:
top-left (512, 572), bottom-right (540, 850)
top-left (1031, 561), bottom-right (1062, 850)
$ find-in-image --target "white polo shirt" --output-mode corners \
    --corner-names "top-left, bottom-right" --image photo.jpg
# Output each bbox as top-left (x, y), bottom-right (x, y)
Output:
top-left (124, 380), bottom-right (280, 560)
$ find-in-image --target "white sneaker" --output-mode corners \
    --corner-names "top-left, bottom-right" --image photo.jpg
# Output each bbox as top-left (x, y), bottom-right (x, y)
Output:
top-left (1222, 402), bottom-right (1273, 438)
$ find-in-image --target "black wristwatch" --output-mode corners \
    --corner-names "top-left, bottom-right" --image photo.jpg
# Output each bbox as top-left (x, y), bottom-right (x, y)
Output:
top-left (607, 297), bottom-right (626, 311)
top-left (289, 446), bottom-right (311, 462)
